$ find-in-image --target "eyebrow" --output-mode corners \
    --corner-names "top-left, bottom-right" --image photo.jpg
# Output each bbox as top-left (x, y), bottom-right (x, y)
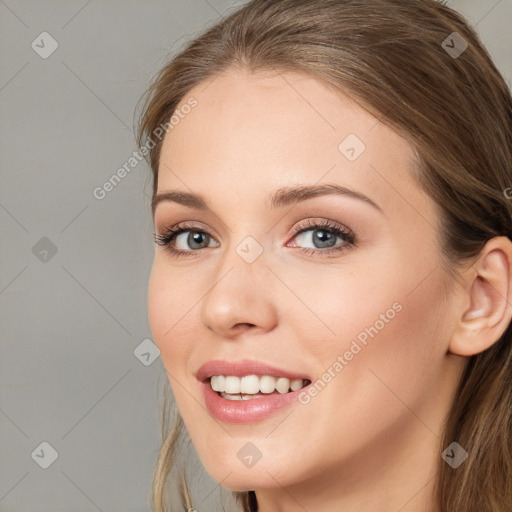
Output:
top-left (152, 183), bottom-right (382, 216)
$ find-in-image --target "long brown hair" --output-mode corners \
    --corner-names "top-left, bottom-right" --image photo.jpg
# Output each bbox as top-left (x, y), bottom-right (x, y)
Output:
top-left (136, 1), bottom-right (512, 510)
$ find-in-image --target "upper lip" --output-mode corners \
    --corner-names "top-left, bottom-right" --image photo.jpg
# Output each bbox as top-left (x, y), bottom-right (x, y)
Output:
top-left (196, 359), bottom-right (312, 382)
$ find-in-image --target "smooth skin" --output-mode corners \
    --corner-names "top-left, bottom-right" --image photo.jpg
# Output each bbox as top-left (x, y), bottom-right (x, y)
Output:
top-left (148, 67), bottom-right (512, 512)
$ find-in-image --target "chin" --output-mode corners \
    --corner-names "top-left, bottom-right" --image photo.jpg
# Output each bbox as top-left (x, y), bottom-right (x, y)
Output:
top-left (202, 460), bottom-right (288, 491)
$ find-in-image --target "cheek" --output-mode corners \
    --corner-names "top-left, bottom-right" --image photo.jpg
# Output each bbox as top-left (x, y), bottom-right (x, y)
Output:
top-left (299, 240), bottom-right (446, 367)
top-left (148, 265), bottom-right (203, 430)
top-left (295, 248), bottom-right (446, 386)
top-left (147, 265), bottom-right (168, 350)
top-left (279, 267), bottom-right (449, 479)
top-left (310, 264), bottom-right (448, 429)
top-left (147, 262), bottom-right (193, 374)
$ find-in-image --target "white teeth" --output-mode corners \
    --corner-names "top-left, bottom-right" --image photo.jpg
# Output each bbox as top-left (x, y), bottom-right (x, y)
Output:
top-left (240, 375), bottom-right (260, 394)
top-left (210, 375), bottom-right (225, 392)
top-left (220, 392), bottom-right (262, 401)
top-left (290, 378), bottom-right (303, 391)
top-left (276, 377), bottom-right (291, 394)
top-left (224, 376), bottom-right (240, 394)
top-left (209, 374), bottom-right (307, 395)
top-left (259, 375), bottom-right (277, 393)
top-left (289, 378), bottom-right (308, 392)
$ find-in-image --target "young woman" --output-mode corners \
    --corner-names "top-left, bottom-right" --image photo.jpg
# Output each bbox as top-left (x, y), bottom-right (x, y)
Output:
top-left (136, 1), bottom-right (512, 510)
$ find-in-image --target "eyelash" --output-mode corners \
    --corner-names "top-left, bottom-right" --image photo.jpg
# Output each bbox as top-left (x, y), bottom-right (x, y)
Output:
top-left (153, 219), bottom-right (357, 259)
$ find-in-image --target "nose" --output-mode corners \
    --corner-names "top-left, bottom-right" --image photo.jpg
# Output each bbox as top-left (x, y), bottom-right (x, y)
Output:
top-left (200, 242), bottom-right (278, 339)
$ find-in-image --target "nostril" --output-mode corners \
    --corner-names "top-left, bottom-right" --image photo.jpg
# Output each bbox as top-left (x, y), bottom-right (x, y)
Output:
top-left (234, 323), bottom-right (256, 331)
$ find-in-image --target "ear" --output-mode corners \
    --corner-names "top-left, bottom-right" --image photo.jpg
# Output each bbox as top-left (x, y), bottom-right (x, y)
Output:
top-left (449, 236), bottom-right (512, 357)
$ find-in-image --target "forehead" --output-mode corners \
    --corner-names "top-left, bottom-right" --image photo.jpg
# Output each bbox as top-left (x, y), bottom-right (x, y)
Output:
top-left (168, 67), bottom-right (387, 156)
top-left (157, 67), bottom-right (431, 223)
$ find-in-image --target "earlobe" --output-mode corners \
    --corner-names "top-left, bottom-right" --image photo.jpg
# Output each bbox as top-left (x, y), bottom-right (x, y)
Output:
top-left (449, 237), bottom-right (512, 357)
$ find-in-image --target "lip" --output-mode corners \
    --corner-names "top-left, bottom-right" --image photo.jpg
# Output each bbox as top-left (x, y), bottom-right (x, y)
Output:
top-left (196, 359), bottom-right (312, 424)
top-left (200, 380), bottom-right (311, 424)
top-left (195, 359), bottom-right (312, 382)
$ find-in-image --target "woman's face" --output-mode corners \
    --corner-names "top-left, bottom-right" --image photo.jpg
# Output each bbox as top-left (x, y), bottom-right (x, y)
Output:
top-left (148, 67), bottom-right (463, 496)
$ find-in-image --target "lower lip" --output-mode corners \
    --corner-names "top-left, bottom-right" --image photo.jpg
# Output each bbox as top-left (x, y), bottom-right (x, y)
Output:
top-left (200, 380), bottom-right (308, 424)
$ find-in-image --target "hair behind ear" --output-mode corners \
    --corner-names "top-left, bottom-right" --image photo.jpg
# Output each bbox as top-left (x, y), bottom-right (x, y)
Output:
top-left (437, 332), bottom-right (512, 511)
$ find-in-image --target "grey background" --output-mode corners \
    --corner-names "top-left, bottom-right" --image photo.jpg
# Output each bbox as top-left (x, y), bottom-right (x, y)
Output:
top-left (0, 1), bottom-right (510, 511)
